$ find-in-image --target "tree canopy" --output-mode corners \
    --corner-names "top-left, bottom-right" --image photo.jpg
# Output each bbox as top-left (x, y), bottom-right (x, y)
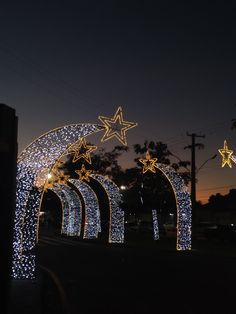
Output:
top-left (51, 139), bottom-right (191, 225)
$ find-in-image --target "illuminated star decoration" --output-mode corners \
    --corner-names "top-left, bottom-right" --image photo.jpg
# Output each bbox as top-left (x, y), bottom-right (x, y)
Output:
top-left (44, 166), bottom-right (70, 192)
top-left (75, 164), bottom-right (93, 182)
top-left (98, 106), bottom-right (138, 145)
top-left (218, 140), bottom-right (234, 168)
top-left (139, 151), bottom-right (158, 173)
top-left (67, 137), bottom-right (97, 163)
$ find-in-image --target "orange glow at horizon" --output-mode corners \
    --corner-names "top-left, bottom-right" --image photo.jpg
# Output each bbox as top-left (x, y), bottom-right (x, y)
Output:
top-left (197, 185), bottom-right (236, 204)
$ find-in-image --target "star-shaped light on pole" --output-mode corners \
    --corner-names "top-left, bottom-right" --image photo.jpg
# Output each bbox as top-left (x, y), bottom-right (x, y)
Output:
top-left (67, 137), bottom-right (97, 164)
top-left (98, 106), bottom-right (138, 145)
top-left (139, 151), bottom-right (158, 173)
top-left (75, 164), bottom-right (93, 182)
top-left (218, 140), bottom-right (234, 168)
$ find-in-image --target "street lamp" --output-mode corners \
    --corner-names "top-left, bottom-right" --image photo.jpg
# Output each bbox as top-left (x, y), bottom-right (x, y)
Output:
top-left (170, 151), bottom-right (217, 202)
top-left (170, 150), bottom-right (217, 241)
top-left (196, 154), bottom-right (217, 174)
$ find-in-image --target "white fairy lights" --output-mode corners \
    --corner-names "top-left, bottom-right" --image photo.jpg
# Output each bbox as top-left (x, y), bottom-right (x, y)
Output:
top-left (152, 210), bottom-right (159, 240)
top-left (69, 179), bottom-right (101, 239)
top-left (156, 163), bottom-right (192, 250)
top-left (138, 151), bottom-right (191, 249)
top-left (13, 124), bottom-right (103, 279)
top-left (13, 107), bottom-right (135, 280)
top-left (51, 184), bottom-right (82, 236)
top-left (91, 174), bottom-right (124, 243)
top-left (12, 107), bottom-right (190, 282)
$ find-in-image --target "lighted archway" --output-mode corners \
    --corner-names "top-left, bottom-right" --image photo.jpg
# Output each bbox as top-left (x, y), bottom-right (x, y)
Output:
top-left (155, 163), bottom-right (192, 250)
top-left (91, 174), bottom-right (124, 243)
top-left (69, 179), bottom-right (101, 239)
top-left (45, 176), bottom-right (124, 243)
top-left (50, 184), bottom-right (82, 236)
top-left (13, 124), bottom-right (103, 279)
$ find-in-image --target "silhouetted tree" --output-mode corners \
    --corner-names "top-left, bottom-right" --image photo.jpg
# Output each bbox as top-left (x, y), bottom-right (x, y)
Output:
top-left (51, 140), bottom-right (191, 225)
top-left (118, 140), bottom-right (191, 224)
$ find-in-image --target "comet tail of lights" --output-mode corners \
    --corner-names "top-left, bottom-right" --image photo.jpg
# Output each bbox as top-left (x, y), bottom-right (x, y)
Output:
top-left (12, 107), bottom-right (135, 279)
top-left (152, 210), bottom-right (159, 240)
top-left (12, 124), bottom-right (103, 279)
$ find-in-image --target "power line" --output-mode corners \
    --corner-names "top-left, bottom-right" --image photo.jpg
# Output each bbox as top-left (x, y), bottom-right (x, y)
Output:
top-left (198, 184), bottom-right (236, 192)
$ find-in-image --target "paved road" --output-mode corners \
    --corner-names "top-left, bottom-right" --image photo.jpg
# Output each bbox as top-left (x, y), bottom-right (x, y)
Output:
top-left (34, 233), bottom-right (236, 314)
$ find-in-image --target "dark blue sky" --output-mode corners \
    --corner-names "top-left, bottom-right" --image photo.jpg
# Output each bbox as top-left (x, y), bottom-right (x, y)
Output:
top-left (1, 0), bottom-right (236, 202)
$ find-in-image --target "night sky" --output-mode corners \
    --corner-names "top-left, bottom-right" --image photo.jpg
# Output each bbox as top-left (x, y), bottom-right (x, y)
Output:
top-left (1, 0), bottom-right (236, 203)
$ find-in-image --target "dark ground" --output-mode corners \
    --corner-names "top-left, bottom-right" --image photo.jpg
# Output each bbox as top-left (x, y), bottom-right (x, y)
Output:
top-left (9, 229), bottom-right (236, 314)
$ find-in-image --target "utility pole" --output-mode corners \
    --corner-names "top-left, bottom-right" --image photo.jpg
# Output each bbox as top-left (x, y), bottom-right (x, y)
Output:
top-left (184, 132), bottom-right (205, 235)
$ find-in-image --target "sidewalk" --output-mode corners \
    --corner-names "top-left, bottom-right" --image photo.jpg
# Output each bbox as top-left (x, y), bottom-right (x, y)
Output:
top-left (8, 266), bottom-right (71, 314)
top-left (8, 271), bottom-right (43, 314)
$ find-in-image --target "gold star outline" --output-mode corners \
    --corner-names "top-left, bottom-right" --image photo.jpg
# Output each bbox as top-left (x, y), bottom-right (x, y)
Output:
top-left (218, 140), bottom-right (234, 168)
top-left (139, 151), bottom-right (158, 173)
top-left (43, 167), bottom-right (70, 192)
top-left (98, 106), bottom-right (138, 145)
top-left (75, 164), bottom-right (93, 182)
top-left (67, 137), bottom-right (97, 164)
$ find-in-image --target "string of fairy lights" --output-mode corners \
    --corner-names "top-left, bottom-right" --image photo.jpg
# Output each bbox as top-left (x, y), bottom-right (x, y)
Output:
top-left (13, 106), bottom-right (192, 280)
top-left (152, 210), bottom-right (159, 241)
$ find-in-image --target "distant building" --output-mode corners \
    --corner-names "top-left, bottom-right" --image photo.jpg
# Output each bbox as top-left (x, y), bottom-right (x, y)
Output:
top-left (0, 103), bottom-right (18, 313)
